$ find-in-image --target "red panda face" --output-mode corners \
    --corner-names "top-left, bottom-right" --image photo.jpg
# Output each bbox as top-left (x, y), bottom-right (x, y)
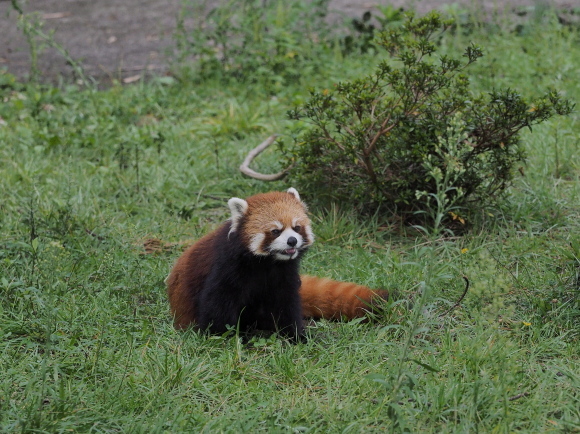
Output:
top-left (228, 188), bottom-right (314, 261)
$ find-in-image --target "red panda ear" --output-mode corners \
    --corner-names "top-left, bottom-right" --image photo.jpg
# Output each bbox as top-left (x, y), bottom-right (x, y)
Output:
top-left (228, 197), bottom-right (248, 232)
top-left (287, 187), bottom-right (300, 201)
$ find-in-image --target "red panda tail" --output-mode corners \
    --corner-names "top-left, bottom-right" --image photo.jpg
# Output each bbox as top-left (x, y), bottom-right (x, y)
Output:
top-left (299, 275), bottom-right (388, 320)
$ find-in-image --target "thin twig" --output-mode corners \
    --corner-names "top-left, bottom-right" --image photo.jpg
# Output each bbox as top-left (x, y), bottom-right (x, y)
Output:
top-left (439, 275), bottom-right (470, 317)
top-left (508, 392), bottom-right (530, 401)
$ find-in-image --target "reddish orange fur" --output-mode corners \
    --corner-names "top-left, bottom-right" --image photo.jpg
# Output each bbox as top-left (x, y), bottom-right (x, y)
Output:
top-left (299, 275), bottom-right (388, 320)
top-left (244, 192), bottom-right (309, 235)
top-left (241, 191), bottom-right (311, 253)
top-left (166, 230), bottom-right (217, 329)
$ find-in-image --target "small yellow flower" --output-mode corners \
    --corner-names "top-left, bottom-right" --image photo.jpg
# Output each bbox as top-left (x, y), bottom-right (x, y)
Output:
top-left (449, 211), bottom-right (465, 225)
top-left (461, 248), bottom-right (469, 254)
top-left (522, 321), bottom-right (531, 327)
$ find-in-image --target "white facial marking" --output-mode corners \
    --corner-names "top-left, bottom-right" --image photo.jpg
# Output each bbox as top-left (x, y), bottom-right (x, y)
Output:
top-left (249, 233), bottom-right (268, 256)
top-left (272, 221), bottom-right (283, 230)
top-left (274, 252), bottom-right (298, 261)
top-left (270, 227), bottom-right (303, 261)
top-left (304, 224), bottom-right (314, 246)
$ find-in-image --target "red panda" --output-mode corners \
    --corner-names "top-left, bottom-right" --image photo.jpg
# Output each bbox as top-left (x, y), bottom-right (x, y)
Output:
top-left (167, 188), bottom-right (387, 340)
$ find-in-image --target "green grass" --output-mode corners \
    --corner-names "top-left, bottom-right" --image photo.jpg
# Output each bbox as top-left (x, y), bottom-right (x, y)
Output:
top-left (1, 4), bottom-right (579, 432)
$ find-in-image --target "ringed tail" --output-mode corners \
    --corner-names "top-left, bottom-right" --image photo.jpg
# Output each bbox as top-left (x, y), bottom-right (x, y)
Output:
top-left (299, 275), bottom-right (388, 320)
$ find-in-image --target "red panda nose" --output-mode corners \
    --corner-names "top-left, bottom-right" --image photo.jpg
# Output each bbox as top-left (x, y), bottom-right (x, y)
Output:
top-left (287, 236), bottom-right (298, 247)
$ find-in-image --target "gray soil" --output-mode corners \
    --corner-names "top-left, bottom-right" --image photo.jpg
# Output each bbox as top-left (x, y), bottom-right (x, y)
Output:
top-left (0, 0), bottom-right (576, 85)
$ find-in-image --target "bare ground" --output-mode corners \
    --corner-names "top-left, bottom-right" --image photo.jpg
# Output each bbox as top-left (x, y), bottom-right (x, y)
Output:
top-left (0, 0), bottom-right (576, 85)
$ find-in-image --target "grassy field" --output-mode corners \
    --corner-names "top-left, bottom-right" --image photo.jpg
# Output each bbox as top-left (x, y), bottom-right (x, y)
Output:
top-left (1, 3), bottom-right (579, 432)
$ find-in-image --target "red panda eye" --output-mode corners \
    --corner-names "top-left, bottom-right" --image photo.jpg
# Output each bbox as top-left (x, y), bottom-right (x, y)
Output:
top-left (293, 225), bottom-right (301, 232)
top-left (271, 229), bottom-right (281, 236)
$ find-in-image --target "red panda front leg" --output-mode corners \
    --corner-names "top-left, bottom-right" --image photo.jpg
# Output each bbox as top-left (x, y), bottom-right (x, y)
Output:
top-left (269, 305), bottom-right (305, 342)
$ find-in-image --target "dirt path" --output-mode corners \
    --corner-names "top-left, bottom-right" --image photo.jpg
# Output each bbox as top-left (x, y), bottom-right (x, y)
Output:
top-left (0, 0), bottom-right (575, 85)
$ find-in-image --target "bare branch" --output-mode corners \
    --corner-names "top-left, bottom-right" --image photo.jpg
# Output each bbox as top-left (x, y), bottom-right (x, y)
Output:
top-left (239, 135), bottom-right (293, 181)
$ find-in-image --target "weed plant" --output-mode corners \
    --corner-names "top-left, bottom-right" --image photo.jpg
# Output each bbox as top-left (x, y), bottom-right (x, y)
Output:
top-left (173, 0), bottom-right (335, 92)
top-left (9, 0), bottom-right (93, 86)
top-left (0, 3), bottom-right (579, 432)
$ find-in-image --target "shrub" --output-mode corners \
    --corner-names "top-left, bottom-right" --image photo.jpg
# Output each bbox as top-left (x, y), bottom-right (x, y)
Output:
top-left (286, 12), bottom-right (573, 225)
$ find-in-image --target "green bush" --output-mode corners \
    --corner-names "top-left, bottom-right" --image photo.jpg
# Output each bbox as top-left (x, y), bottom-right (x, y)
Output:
top-left (286, 12), bottom-right (573, 225)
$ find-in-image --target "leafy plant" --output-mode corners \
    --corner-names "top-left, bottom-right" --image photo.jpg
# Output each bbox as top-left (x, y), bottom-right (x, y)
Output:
top-left (342, 6), bottom-right (406, 55)
top-left (173, 0), bottom-right (332, 91)
top-left (10, 0), bottom-right (93, 86)
top-left (287, 12), bottom-right (574, 225)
